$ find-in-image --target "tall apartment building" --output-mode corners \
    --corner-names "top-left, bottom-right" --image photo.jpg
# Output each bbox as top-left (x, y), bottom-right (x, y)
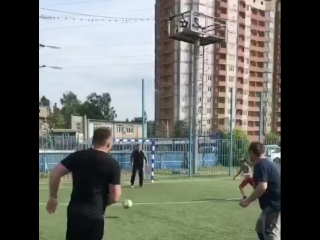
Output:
top-left (155, 0), bottom-right (280, 141)
top-left (271, 0), bottom-right (280, 135)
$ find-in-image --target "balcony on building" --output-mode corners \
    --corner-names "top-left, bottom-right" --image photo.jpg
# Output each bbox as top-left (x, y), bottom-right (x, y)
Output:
top-left (216, 65), bottom-right (226, 76)
top-left (216, 77), bottom-right (226, 86)
top-left (218, 0), bottom-right (227, 9)
top-left (239, 1), bottom-right (245, 12)
top-left (238, 46), bottom-right (244, 57)
top-left (236, 91), bottom-right (243, 99)
top-left (217, 8), bottom-right (227, 20)
top-left (216, 54), bottom-right (226, 64)
top-left (237, 78), bottom-right (244, 88)
top-left (217, 42), bottom-right (227, 53)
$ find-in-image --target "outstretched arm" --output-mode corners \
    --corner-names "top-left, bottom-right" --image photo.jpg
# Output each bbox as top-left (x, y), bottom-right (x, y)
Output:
top-left (233, 169), bottom-right (242, 179)
top-left (143, 152), bottom-right (148, 165)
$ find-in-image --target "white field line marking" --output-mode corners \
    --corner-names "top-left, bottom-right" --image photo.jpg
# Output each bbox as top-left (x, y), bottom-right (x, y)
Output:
top-left (39, 198), bottom-right (240, 206)
top-left (39, 177), bottom-right (230, 188)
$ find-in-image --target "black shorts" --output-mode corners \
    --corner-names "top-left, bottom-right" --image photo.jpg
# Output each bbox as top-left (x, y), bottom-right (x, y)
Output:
top-left (66, 212), bottom-right (104, 240)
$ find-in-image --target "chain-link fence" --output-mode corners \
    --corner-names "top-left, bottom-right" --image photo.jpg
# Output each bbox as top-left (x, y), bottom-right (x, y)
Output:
top-left (39, 137), bottom-right (280, 182)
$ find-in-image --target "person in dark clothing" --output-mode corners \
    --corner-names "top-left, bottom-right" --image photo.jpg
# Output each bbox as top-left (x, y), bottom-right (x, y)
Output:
top-left (46, 127), bottom-right (122, 240)
top-left (130, 144), bottom-right (148, 188)
top-left (240, 142), bottom-right (281, 240)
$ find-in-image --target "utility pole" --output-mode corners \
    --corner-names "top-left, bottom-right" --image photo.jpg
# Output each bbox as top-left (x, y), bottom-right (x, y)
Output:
top-left (142, 79), bottom-right (146, 144)
top-left (199, 46), bottom-right (205, 136)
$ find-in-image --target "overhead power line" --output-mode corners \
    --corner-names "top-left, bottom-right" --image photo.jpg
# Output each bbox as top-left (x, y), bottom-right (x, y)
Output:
top-left (39, 8), bottom-right (153, 20)
top-left (46, 54), bottom-right (152, 62)
top-left (39, 65), bottom-right (63, 69)
top-left (62, 62), bottom-right (153, 69)
top-left (39, 20), bottom-right (150, 30)
top-left (40, 0), bottom-right (115, 7)
top-left (39, 14), bottom-right (152, 23)
top-left (39, 43), bottom-right (60, 49)
top-left (39, 42), bottom-right (152, 49)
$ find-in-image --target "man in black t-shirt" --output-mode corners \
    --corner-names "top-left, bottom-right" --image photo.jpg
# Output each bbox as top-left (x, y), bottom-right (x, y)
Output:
top-left (46, 127), bottom-right (122, 240)
top-left (240, 142), bottom-right (281, 240)
top-left (130, 144), bottom-right (148, 188)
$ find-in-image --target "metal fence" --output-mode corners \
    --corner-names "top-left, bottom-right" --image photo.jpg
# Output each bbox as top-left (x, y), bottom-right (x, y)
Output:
top-left (39, 137), bottom-right (280, 181)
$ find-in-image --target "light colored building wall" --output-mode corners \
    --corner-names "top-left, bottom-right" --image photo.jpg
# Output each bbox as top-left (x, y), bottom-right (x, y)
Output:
top-left (69, 115), bottom-right (146, 139)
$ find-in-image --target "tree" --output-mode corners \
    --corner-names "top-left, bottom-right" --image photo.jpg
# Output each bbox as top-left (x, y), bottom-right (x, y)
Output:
top-left (172, 121), bottom-right (189, 138)
top-left (264, 132), bottom-right (280, 145)
top-left (217, 129), bottom-right (249, 167)
top-left (80, 92), bottom-right (117, 120)
top-left (78, 101), bottom-right (103, 119)
top-left (50, 112), bottom-right (67, 129)
top-left (39, 95), bottom-right (50, 107)
top-left (125, 118), bottom-right (129, 122)
top-left (39, 96), bottom-right (51, 114)
top-left (60, 91), bottom-right (82, 116)
top-left (147, 121), bottom-right (155, 138)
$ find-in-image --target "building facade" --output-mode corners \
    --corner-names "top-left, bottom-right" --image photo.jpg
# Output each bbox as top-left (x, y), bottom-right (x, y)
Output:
top-left (69, 115), bottom-right (147, 140)
top-left (154, 0), bottom-right (280, 140)
top-left (271, 0), bottom-right (280, 135)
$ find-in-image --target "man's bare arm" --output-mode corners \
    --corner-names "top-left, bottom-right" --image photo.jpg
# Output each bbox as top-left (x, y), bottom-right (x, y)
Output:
top-left (143, 152), bottom-right (148, 164)
top-left (130, 152), bottom-right (134, 164)
top-left (233, 169), bottom-right (242, 179)
top-left (49, 164), bottom-right (70, 198)
top-left (107, 161), bottom-right (122, 206)
top-left (247, 182), bottom-right (267, 203)
top-left (107, 185), bottom-right (122, 206)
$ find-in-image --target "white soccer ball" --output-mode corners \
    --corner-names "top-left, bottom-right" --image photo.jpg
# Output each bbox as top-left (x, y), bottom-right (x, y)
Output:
top-left (122, 199), bottom-right (133, 209)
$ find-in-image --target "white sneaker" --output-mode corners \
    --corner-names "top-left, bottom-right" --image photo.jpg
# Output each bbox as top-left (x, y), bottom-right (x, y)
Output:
top-left (131, 185), bottom-right (134, 188)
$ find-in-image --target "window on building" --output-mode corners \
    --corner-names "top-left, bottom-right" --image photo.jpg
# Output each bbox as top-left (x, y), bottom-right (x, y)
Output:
top-left (116, 125), bottom-right (123, 133)
top-left (76, 122), bottom-right (81, 131)
top-left (126, 126), bottom-right (133, 133)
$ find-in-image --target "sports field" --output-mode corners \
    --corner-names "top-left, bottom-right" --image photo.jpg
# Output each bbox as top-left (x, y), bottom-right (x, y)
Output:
top-left (39, 177), bottom-right (260, 240)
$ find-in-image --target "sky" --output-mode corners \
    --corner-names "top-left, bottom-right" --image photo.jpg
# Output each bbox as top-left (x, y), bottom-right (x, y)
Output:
top-left (39, 0), bottom-right (155, 120)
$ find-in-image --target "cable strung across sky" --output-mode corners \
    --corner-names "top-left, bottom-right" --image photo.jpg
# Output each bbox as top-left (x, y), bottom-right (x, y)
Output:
top-left (39, 8), bottom-right (153, 20)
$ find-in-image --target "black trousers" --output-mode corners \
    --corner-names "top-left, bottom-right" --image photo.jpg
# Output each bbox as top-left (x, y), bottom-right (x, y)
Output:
top-left (66, 212), bottom-right (104, 240)
top-left (130, 165), bottom-right (143, 186)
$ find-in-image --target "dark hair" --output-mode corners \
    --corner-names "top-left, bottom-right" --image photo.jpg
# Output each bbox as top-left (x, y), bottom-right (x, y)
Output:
top-left (92, 127), bottom-right (112, 146)
top-left (248, 142), bottom-right (264, 157)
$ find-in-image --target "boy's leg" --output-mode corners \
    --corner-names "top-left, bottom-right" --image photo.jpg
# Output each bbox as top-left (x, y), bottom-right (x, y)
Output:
top-left (239, 179), bottom-right (248, 198)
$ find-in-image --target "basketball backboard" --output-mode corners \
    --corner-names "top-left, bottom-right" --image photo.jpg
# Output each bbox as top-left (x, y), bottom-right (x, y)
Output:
top-left (168, 10), bottom-right (226, 46)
